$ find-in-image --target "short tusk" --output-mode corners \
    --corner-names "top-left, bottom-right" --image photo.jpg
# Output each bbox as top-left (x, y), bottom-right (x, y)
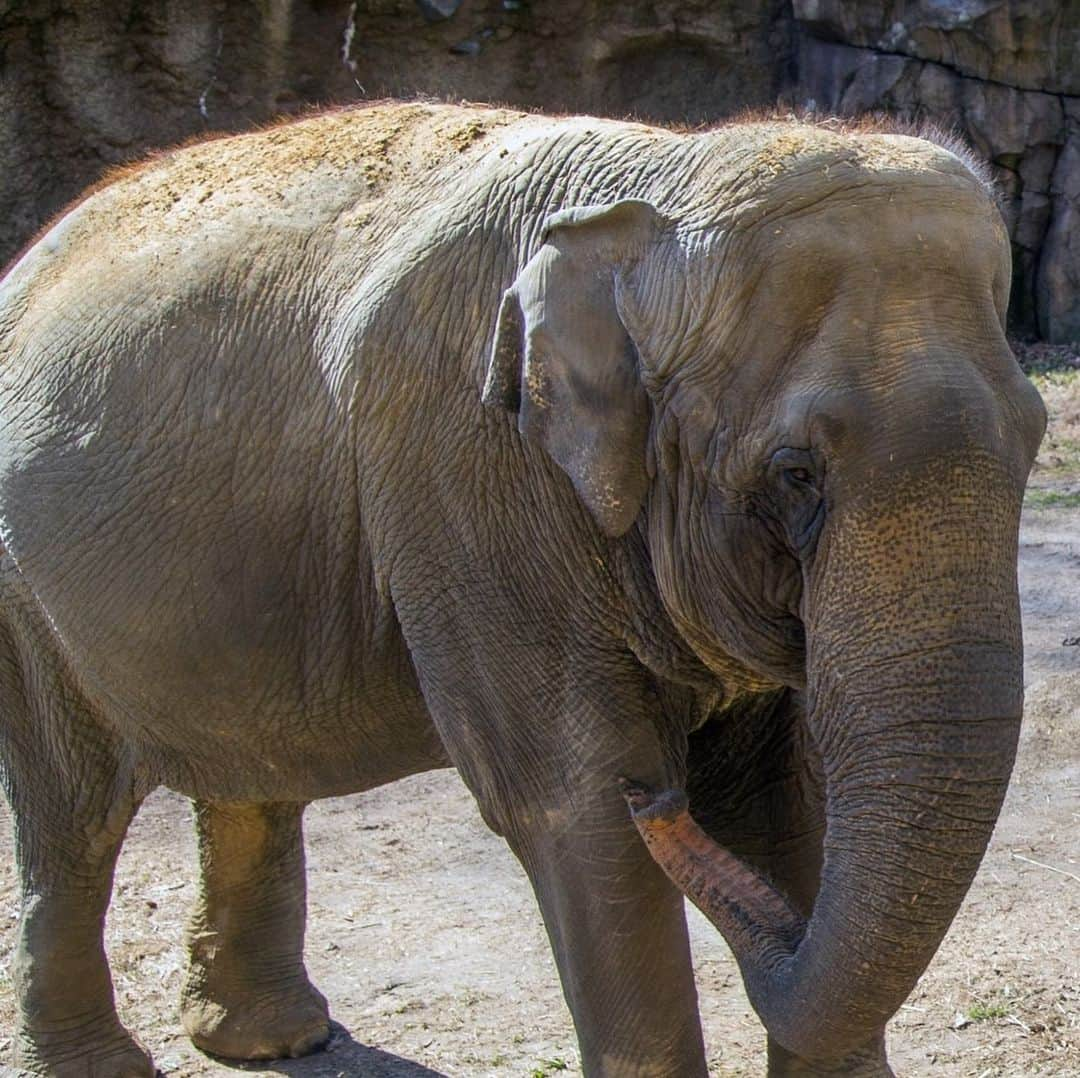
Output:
top-left (619, 779), bottom-right (805, 968)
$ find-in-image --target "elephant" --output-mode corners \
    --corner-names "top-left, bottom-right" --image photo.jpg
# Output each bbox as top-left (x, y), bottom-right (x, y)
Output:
top-left (0, 101), bottom-right (1045, 1077)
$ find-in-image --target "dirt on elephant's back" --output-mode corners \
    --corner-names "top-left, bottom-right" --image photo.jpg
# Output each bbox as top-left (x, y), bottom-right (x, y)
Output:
top-left (113, 101), bottom-right (524, 195)
top-left (19, 102), bottom-right (526, 277)
top-left (0, 508), bottom-right (1077, 1076)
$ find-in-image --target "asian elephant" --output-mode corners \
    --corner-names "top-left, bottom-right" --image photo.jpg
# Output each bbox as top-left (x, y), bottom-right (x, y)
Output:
top-left (0, 102), bottom-right (1045, 1077)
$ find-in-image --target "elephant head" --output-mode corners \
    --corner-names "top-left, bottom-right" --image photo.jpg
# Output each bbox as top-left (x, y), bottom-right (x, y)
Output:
top-left (483, 125), bottom-right (1046, 1066)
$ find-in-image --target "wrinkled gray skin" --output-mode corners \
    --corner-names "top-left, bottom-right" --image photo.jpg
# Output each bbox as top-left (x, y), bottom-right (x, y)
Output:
top-left (0, 103), bottom-right (1045, 1077)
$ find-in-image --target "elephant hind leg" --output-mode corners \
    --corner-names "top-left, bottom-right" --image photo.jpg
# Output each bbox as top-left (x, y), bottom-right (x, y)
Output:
top-left (181, 799), bottom-right (330, 1061)
top-left (0, 657), bottom-right (153, 1074)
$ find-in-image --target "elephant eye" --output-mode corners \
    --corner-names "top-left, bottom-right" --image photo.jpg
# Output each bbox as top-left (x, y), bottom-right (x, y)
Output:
top-left (769, 447), bottom-right (821, 493)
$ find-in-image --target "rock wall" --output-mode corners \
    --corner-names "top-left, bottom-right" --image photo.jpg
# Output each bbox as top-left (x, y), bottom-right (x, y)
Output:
top-left (0, 1), bottom-right (364, 267)
top-left (2, 1), bottom-right (1078, 340)
top-left (791, 1), bottom-right (1080, 343)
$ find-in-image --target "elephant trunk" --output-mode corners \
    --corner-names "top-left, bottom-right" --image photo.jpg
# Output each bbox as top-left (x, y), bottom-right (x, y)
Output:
top-left (628, 476), bottom-right (1025, 1064)
top-left (625, 687), bottom-right (1018, 1063)
top-left (767, 674), bottom-right (1018, 1061)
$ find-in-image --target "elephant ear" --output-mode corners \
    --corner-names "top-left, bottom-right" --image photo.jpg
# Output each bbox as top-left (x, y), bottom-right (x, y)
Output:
top-left (483, 200), bottom-right (659, 537)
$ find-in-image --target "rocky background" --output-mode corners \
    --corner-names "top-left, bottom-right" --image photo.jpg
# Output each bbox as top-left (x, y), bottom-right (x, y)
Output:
top-left (1, 0), bottom-right (1078, 341)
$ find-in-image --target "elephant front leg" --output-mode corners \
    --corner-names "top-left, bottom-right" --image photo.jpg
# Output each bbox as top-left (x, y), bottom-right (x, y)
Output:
top-left (506, 786), bottom-right (709, 1078)
top-left (180, 799), bottom-right (330, 1060)
top-left (390, 580), bottom-right (710, 1076)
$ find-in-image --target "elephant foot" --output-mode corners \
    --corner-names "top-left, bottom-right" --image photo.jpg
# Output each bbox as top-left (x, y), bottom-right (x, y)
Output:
top-left (767, 1057), bottom-right (895, 1077)
top-left (181, 974), bottom-right (330, 1061)
top-left (767, 1034), bottom-right (894, 1076)
top-left (15, 1020), bottom-right (155, 1077)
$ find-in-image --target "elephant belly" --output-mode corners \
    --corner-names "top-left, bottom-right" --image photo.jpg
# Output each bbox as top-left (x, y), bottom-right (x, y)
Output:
top-left (0, 467), bottom-right (447, 803)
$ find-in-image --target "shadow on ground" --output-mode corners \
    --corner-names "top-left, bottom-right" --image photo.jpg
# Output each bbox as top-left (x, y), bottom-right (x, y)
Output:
top-left (216, 1025), bottom-right (448, 1078)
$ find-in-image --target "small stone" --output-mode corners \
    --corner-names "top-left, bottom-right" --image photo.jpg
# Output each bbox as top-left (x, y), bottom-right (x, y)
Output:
top-left (415, 0), bottom-right (461, 21)
top-left (449, 38), bottom-right (481, 56)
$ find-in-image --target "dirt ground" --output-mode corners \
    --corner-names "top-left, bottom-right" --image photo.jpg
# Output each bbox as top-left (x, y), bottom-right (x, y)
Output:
top-left (0, 380), bottom-right (1078, 1076)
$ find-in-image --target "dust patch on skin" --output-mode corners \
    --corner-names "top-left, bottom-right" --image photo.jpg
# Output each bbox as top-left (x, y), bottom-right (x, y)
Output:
top-left (745, 128), bottom-right (825, 177)
top-left (7, 103), bottom-right (525, 289)
top-left (713, 107), bottom-right (994, 190)
top-left (6, 103), bottom-right (990, 299)
top-left (446, 119), bottom-right (490, 153)
top-left (738, 122), bottom-right (980, 192)
top-left (102, 103), bottom-right (512, 220)
top-left (524, 358), bottom-right (549, 410)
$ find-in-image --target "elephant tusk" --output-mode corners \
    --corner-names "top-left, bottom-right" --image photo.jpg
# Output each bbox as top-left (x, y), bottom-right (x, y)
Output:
top-left (618, 779), bottom-right (806, 969)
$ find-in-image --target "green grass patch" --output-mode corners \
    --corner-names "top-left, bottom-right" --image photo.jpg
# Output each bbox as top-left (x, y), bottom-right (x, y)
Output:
top-left (966, 1000), bottom-right (1011, 1022)
top-left (1029, 368), bottom-right (1080, 391)
top-left (1035, 436), bottom-right (1080, 475)
top-left (531, 1059), bottom-right (570, 1077)
top-left (1025, 488), bottom-right (1080, 509)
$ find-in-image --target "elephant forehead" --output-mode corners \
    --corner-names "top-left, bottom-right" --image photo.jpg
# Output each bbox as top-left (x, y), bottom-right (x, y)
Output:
top-left (659, 190), bottom-right (1005, 391)
top-left (727, 184), bottom-right (1009, 328)
top-left (737, 125), bottom-right (985, 197)
top-left (760, 162), bottom-right (997, 253)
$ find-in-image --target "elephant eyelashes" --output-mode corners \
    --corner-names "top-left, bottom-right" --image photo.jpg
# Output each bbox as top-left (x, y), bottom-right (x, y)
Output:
top-left (764, 449), bottom-right (826, 559)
